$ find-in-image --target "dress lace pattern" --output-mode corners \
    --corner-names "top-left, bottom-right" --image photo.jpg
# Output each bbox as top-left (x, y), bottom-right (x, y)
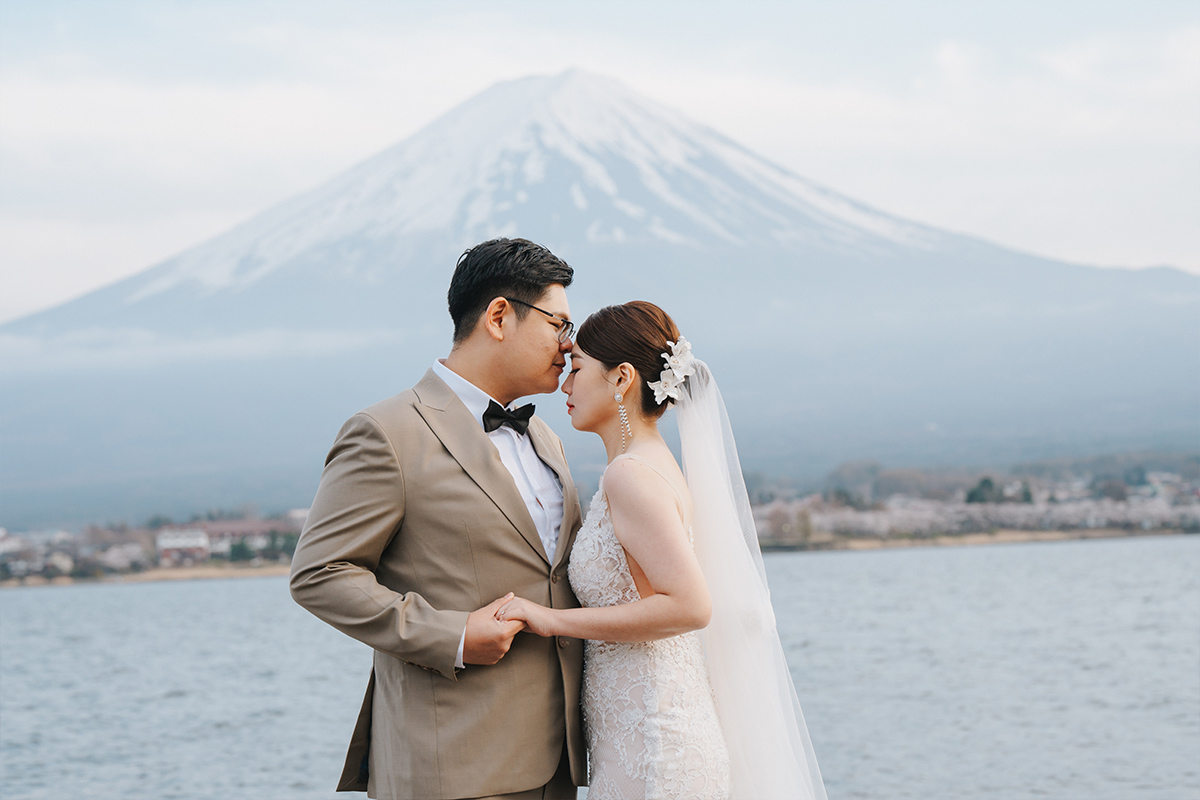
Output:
top-left (568, 462), bottom-right (731, 800)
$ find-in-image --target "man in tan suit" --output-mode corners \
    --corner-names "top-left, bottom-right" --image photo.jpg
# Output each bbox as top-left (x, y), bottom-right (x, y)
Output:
top-left (291, 239), bottom-right (585, 799)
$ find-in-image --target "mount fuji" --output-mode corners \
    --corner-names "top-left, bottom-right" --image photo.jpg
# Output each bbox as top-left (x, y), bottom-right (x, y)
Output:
top-left (2, 70), bottom-right (1196, 529)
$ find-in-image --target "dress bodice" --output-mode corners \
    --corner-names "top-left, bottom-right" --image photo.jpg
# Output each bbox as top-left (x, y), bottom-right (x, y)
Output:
top-left (567, 460), bottom-right (730, 800)
top-left (569, 455), bottom-right (691, 611)
top-left (568, 481), bottom-right (642, 611)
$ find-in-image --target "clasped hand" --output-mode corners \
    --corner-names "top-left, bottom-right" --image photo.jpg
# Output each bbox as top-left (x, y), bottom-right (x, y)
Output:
top-left (463, 593), bottom-right (557, 665)
top-left (462, 593), bottom-right (526, 665)
top-left (495, 596), bottom-right (556, 638)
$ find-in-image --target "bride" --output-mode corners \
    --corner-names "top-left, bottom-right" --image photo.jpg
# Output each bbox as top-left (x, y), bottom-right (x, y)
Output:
top-left (497, 302), bottom-right (826, 800)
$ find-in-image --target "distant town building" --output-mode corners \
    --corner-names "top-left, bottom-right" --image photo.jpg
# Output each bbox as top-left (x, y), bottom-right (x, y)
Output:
top-left (0, 529), bottom-right (26, 557)
top-left (179, 518), bottom-right (300, 556)
top-left (98, 542), bottom-right (148, 571)
top-left (46, 551), bottom-right (74, 575)
top-left (156, 529), bottom-right (210, 564)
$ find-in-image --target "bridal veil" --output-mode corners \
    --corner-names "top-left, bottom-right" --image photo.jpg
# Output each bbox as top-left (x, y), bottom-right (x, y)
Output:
top-left (675, 360), bottom-right (827, 800)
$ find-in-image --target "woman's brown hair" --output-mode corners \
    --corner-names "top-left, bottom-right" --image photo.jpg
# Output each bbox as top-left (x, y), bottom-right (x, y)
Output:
top-left (575, 301), bottom-right (681, 419)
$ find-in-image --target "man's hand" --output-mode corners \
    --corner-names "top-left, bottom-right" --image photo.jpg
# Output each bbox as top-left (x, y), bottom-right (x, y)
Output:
top-left (463, 593), bottom-right (526, 665)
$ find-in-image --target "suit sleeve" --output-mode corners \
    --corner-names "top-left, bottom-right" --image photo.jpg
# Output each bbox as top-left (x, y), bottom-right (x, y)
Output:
top-left (289, 412), bottom-right (468, 680)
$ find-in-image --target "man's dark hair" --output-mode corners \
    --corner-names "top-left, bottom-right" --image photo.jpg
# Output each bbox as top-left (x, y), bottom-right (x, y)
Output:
top-left (448, 238), bottom-right (574, 343)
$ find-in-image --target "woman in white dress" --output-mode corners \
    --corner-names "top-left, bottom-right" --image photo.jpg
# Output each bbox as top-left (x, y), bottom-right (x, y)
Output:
top-left (497, 302), bottom-right (825, 800)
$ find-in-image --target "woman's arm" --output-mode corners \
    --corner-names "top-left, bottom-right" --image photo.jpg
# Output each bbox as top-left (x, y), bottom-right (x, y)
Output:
top-left (498, 458), bottom-right (712, 642)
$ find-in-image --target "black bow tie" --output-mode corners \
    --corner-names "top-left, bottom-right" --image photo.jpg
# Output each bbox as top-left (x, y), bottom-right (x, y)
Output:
top-left (482, 400), bottom-right (535, 435)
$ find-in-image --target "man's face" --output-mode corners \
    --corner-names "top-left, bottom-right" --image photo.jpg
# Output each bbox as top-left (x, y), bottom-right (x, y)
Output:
top-left (505, 284), bottom-right (572, 397)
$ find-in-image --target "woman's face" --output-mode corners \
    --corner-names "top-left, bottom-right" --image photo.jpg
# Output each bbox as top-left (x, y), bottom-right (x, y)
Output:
top-left (561, 346), bottom-right (620, 433)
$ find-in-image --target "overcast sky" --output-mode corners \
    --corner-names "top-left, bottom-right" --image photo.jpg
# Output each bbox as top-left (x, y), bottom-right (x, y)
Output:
top-left (1, 0), bottom-right (1197, 323)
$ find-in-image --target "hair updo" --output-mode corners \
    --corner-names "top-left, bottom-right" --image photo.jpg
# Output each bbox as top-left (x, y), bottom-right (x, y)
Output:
top-left (575, 301), bottom-right (681, 420)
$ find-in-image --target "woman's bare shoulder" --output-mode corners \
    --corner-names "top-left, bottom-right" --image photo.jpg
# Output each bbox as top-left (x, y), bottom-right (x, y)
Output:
top-left (602, 455), bottom-right (662, 498)
top-left (604, 453), bottom-right (691, 524)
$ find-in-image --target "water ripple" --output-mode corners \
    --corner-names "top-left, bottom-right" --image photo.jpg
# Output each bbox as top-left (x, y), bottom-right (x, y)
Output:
top-left (1, 535), bottom-right (1197, 799)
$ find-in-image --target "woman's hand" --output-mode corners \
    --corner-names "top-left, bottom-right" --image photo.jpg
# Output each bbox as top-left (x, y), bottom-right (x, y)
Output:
top-left (495, 597), bottom-right (557, 638)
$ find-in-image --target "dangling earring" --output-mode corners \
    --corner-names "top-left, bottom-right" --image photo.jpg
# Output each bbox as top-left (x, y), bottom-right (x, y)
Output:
top-left (615, 391), bottom-right (631, 453)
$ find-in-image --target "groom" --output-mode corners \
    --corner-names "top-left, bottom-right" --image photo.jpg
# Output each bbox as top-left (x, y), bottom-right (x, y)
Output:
top-left (290, 238), bottom-right (586, 799)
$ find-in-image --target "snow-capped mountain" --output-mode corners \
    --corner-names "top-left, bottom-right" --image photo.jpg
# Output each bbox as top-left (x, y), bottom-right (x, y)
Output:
top-left (2, 71), bottom-right (1196, 529)
top-left (16, 72), bottom-right (940, 316)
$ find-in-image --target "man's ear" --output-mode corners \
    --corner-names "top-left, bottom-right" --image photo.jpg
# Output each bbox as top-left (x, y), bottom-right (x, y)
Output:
top-left (482, 297), bottom-right (510, 342)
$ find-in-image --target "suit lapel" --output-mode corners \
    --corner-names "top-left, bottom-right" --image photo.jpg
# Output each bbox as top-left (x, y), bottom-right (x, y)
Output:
top-left (528, 418), bottom-right (582, 569)
top-left (413, 370), bottom-right (550, 565)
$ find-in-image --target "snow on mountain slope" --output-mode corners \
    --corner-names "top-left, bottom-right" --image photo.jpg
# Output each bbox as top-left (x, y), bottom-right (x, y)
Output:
top-left (110, 71), bottom-right (941, 304)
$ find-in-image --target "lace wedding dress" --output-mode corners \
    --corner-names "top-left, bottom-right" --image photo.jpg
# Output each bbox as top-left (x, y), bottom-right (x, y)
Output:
top-left (567, 454), bottom-right (731, 800)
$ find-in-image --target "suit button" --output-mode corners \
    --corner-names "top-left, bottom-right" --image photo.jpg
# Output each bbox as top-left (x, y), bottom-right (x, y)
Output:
top-left (551, 573), bottom-right (559, 584)
top-left (558, 637), bottom-right (570, 648)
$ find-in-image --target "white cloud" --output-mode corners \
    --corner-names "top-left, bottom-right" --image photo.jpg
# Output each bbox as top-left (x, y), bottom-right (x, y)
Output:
top-left (656, 28), bottom-right (1199, 271)
top-left (0, 213), bottom-right (253, 322)
top-left (933, 41), bottom-right (984, 90)
top-left (0, 9), bottom-right (1196, 324)
top-left (1040, 25), bottom-right (1200, 91)
top-left (0, 326), bottom-right (404, 372)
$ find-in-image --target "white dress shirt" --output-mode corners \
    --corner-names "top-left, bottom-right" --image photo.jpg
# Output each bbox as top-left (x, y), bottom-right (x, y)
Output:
top-left (432, 360), bottom-right (566, 668)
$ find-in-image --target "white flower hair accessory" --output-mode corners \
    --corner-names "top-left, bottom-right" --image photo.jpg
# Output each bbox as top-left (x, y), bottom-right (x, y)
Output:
top-left (647, 336), bottom-right (696, 405)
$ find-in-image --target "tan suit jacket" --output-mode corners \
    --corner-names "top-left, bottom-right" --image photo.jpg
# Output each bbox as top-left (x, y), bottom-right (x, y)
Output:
top-left (290, 369), bottom-right (585, 799)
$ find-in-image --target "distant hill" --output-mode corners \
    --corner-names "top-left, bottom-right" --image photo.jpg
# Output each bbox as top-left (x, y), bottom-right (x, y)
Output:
top-left (2, 70), bottom-right (1196, 529)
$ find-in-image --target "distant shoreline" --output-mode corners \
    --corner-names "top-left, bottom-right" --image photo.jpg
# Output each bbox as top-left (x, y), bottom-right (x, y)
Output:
top-left (1, 562), bottom-right (291, 589)
top-left (2, 529), bottom-right (1191, 589)
top-left (760, 527), bottom-right (1189, 552)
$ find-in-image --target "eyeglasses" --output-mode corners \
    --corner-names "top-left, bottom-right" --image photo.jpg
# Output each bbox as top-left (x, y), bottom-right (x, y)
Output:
top-left (505, 298), bottom-right (575, 343)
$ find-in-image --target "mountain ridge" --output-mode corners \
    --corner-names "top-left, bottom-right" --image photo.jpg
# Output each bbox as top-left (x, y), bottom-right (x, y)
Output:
top-left (1, 69), bottom-right (1195, 529)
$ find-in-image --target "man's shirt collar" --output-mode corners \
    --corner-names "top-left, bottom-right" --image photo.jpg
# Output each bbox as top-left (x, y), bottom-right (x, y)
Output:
top-left (432, 359), bottom-right (510, 431)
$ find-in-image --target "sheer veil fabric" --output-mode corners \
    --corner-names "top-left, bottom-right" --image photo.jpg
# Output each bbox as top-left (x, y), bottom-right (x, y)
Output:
top-left (675, 361), bottom-right (827, 800)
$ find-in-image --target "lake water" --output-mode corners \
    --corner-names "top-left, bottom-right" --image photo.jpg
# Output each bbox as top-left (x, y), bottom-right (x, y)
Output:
top-left (2, 535), bottom-right (1197, 799)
